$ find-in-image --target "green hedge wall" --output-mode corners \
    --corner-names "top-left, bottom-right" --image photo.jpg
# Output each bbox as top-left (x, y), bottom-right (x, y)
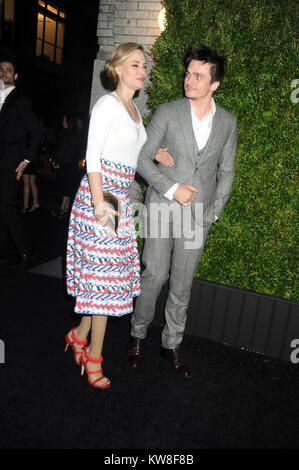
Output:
top-left (145, 0), bottom-right (298, 302)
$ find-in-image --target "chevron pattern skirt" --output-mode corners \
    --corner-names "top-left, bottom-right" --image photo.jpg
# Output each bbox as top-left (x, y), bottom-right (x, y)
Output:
top-left (66, 158), bottom-right (141, 316)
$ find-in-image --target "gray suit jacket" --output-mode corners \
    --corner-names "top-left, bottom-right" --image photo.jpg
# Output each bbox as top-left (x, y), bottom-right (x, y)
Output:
top-left (137, 98), bottom-right (237, 227)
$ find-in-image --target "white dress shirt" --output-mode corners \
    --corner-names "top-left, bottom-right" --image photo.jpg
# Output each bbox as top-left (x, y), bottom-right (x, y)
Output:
top-left (0, 85), bottom-right (15, 111)
top-left (164, 98), bottom-right (216, 200)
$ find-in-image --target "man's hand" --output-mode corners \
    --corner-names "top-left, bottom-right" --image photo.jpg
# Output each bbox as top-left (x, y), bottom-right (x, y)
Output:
top-left (154, 147), bottom-right (175, 167)
top-left (173, 184), bottom-right (199, 205)
top-left (51, 161), bottom-right (60, 170)
top-left (15, 161), bottom-right (29, 181)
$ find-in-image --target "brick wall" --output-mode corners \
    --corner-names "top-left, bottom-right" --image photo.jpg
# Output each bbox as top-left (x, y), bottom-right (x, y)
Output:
top-left (98, 0), bottom-right (162, 58)
top-left (90, 0), bottom-right (163, 112)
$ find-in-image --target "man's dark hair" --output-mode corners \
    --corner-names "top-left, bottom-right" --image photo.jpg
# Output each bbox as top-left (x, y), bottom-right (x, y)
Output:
top-left (183, 45), bottom-right (225, 84)
top-left (0, 58), bottom-right (19, 75)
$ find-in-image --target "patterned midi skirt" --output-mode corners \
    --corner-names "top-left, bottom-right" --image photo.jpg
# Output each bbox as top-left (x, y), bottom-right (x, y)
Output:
top-left (66, 158), bottom-right (141, 316)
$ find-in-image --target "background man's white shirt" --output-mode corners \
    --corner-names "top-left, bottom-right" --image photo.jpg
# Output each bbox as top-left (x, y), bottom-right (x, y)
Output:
top-left (0, 85), bottom-right (15, 111)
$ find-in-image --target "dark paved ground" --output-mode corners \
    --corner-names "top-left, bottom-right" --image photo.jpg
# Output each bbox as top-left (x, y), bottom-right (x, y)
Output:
top-left (0, 174), bottom-right (299, 450)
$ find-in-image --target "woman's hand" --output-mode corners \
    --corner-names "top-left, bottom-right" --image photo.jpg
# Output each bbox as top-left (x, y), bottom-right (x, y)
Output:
top-left (154, 147), bottom-right (175, 167)
top-left (15, 161), bottom-right (28, 181)
top-left (94, 202), bottom-right (119, 227)
top-left (88, 172), bottom-right (119, 229)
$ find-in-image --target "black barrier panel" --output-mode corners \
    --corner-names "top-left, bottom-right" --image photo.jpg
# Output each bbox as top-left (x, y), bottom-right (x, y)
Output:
top-left (154, 278), bottom-right (299, 363)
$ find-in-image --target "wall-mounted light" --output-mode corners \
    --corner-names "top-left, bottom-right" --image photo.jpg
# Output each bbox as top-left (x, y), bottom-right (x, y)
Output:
top-left (158, 7), bottom-right (166, 32)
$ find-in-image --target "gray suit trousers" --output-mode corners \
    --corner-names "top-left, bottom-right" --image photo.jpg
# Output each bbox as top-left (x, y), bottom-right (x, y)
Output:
top-left (131, 213), bottom-right (211, 349)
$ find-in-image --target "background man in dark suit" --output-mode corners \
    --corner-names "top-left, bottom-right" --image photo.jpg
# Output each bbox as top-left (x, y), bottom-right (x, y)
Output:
top-left (0, 59), bottom-right (43, 266)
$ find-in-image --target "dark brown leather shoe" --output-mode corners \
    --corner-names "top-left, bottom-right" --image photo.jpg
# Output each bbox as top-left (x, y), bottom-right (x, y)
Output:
top-left (127, 336), bottom-right (143, 368)
top-left (160, 347), bottom-right (191, 378)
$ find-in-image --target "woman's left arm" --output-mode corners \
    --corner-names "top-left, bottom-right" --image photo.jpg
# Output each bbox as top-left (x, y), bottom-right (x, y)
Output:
top-left (85, 96), bottom-right (117, 214)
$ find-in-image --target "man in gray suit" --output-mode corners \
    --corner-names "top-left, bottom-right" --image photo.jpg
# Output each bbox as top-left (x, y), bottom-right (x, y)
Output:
top-left (128, 46), bottom-right (237, 377)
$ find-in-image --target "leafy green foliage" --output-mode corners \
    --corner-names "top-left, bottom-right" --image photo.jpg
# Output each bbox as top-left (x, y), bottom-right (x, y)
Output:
top-left (145, 0), bottom-right (298, 301)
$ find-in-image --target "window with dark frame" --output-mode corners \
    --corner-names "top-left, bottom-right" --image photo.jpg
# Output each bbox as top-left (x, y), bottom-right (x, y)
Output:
top-left (36, 0), bottom-right (66, 65)
top-left (0, 0), bottom-right (15, 46)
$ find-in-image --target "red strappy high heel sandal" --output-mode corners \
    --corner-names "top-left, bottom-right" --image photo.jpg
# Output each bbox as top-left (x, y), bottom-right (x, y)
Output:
top-left (64, 328), bottom-right (88, 365)
top-left (80, 347), bottom-right (111, 389)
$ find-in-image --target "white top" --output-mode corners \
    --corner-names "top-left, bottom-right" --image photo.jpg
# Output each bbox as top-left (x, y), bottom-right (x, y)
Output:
top-left (86, 92), bottom-right (147, 174)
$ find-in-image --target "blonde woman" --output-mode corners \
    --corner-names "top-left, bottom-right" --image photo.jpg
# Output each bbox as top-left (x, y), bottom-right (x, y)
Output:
top-left (63, 42), bottom-right (151, 389)
top-left (64, 42), bottom-right (174, 389)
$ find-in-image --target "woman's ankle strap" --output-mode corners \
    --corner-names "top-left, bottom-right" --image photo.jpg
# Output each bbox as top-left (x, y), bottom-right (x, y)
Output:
top-left (83, 347), bottom-right (103, 364)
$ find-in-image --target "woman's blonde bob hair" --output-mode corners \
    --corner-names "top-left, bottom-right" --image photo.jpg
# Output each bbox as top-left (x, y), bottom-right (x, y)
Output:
top-left (104, 42), bottom-right (145, 89)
